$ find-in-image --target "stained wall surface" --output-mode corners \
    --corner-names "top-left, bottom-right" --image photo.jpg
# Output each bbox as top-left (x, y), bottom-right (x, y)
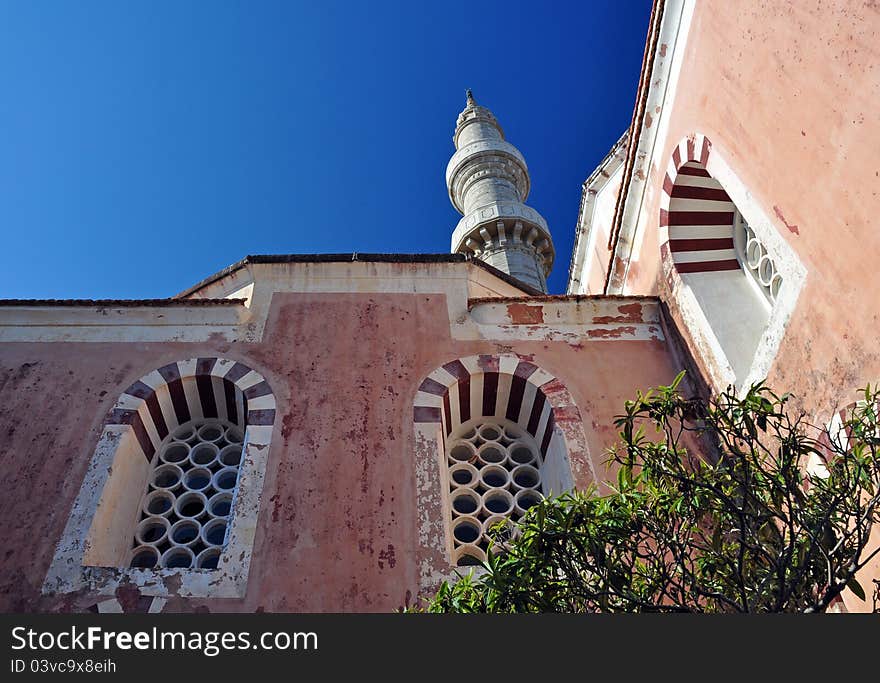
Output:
top-left (0, 261), bottom-right (684, 612)
top-left (626, 0), bottom-right (879, 405)
top-left (616, 0), bottom-right (880, 610)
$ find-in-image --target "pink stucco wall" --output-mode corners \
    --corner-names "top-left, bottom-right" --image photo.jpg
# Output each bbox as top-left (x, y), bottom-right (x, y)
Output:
top-left (631, 0), bottom-right (879, 405)
top-left (0, 289), bottom-right (683, 612)
top-left (622, 0), bottom-right (880, 610)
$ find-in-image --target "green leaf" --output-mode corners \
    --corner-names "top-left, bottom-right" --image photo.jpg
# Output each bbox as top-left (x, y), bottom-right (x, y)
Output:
top-left (846, 577), bottom-right (866, 602)
top-left (423, 380), bottom-right (880, 614)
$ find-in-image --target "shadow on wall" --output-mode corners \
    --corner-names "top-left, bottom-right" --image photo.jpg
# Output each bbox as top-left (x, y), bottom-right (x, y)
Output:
top-left (665, 161), bottom-right (770, 383)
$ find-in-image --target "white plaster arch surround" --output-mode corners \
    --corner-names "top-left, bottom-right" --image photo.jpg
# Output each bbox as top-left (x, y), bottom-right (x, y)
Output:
top-left (659, 133), bottom-right (806, 393)
top-left (42, 357), bottom-right (277, 601)
top-left (411, 353), bottom-right (591, 592)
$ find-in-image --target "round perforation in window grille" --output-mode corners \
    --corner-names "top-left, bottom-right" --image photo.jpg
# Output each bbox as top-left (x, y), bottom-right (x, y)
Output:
top-left (738, 217), bottom-right (782, 303)
top-left (129, 419), bottom-right (245, 570)
top-left (446, 419), bottom-right (544, 567)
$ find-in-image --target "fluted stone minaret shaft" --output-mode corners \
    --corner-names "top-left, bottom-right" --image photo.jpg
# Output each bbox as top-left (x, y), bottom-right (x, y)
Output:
top-left (446, 91), bottom-right (554, 292)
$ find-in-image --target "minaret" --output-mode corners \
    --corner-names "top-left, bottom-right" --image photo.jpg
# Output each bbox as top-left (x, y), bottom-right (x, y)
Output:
top-left (446, 91), bottom-right (554, 293)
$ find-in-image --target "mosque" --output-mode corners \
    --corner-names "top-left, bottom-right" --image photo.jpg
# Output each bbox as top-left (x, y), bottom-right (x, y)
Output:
top-left (0, 0), bottom-right (877, 612)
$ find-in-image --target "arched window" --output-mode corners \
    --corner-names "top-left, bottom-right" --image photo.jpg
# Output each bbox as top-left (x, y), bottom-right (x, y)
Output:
top-left (445, 418), bottom-right (545, 566)
top-left (43, 358), bottom-right (276, 603)
top-left (129, 417), bottom-right (245, 571)
top-left (660, 135), bottom-right (805, 391)
top-left (413, 354), bottom-right (590, 572)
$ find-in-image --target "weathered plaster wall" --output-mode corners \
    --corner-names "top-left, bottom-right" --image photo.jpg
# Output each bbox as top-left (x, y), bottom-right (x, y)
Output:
top-left (629, 0), bottom-right (879, 405)
top-left (0, 266), bottom-right (683, 612)
top-left (622, 0), bottom-right (880, 611)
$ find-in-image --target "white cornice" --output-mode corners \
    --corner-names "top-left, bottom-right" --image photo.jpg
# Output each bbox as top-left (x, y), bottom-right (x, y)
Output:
top-left (606, 0), bottom-right (695, 294)
top-left (566, 131), bottom-right (628, 294)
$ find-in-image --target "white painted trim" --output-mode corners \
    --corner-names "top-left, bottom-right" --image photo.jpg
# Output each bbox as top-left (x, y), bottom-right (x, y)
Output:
top-left (608, 0), bottom-right (696, 294)
top-left (42, 360), bottom-right (277, 600)
top-left (566, 133), bottom-right (628, 294)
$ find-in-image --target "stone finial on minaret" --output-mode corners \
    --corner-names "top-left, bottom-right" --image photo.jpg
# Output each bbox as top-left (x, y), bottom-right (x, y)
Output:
top-left (445, 93), bottom-right (554, 292)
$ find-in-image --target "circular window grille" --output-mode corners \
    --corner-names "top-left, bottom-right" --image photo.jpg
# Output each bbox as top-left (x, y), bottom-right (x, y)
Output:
top-left (446, 418), bottom-right (544, 567)
top-left (736, 213), bottom-right (782, 304)
top-left (129, 419), bottom-right (244, 570)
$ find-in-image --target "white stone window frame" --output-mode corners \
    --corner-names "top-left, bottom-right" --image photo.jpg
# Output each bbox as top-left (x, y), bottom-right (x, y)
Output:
top-left (661, 135), bottom-right (807, 394)
top-left (42, 358), bottom-right (277, 600)
top-left (412, 353), bottom-right (589, 591)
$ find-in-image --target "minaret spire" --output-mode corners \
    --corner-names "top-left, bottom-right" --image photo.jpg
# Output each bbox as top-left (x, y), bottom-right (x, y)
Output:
top-left (445, 94), bottom-right (554, 292)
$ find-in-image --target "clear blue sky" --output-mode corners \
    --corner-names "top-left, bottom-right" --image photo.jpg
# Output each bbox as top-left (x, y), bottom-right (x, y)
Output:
top-left (0, 1), bottom-right (652, 297)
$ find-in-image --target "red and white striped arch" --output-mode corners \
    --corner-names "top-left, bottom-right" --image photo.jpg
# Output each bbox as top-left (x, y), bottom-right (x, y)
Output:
top-left (660, 134), bottom-right (740, 274)
top-left (44, 357), bottom-right (276, 603)
top-left (413, 353), bottom-right (585, 460)
top-left (108, 357), bottom-right (276, 461)
top-left (813, 400), bottom-right (872, 468)
top-left (411, 353), bottom-right (592, 593)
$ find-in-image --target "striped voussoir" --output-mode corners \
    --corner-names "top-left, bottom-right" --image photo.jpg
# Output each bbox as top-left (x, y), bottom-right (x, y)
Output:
top-left (810, 399), bottom-right (880, 478)
top-left (660, 134), bottom-right (739, 274)
top-left (412, 354), bottom-right (581, 457)
top-left (808, 401), bottom-right (865, 489)
top-left (106, 358), bottom-right (276, 461)
top-left (821, 401), bottom-right (866, 453)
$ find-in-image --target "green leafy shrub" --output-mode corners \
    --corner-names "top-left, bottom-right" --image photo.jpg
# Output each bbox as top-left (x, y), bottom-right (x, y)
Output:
top-left (419, 375), bottom-right (880, 613)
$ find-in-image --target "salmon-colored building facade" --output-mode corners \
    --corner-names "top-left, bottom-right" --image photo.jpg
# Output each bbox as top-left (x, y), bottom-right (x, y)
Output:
top-left (0, 258), bottom-right (684, 613)
top-left (1, 0), bottom-right (877, 613)
top-left (568, 0), bottom-right (880, 611)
